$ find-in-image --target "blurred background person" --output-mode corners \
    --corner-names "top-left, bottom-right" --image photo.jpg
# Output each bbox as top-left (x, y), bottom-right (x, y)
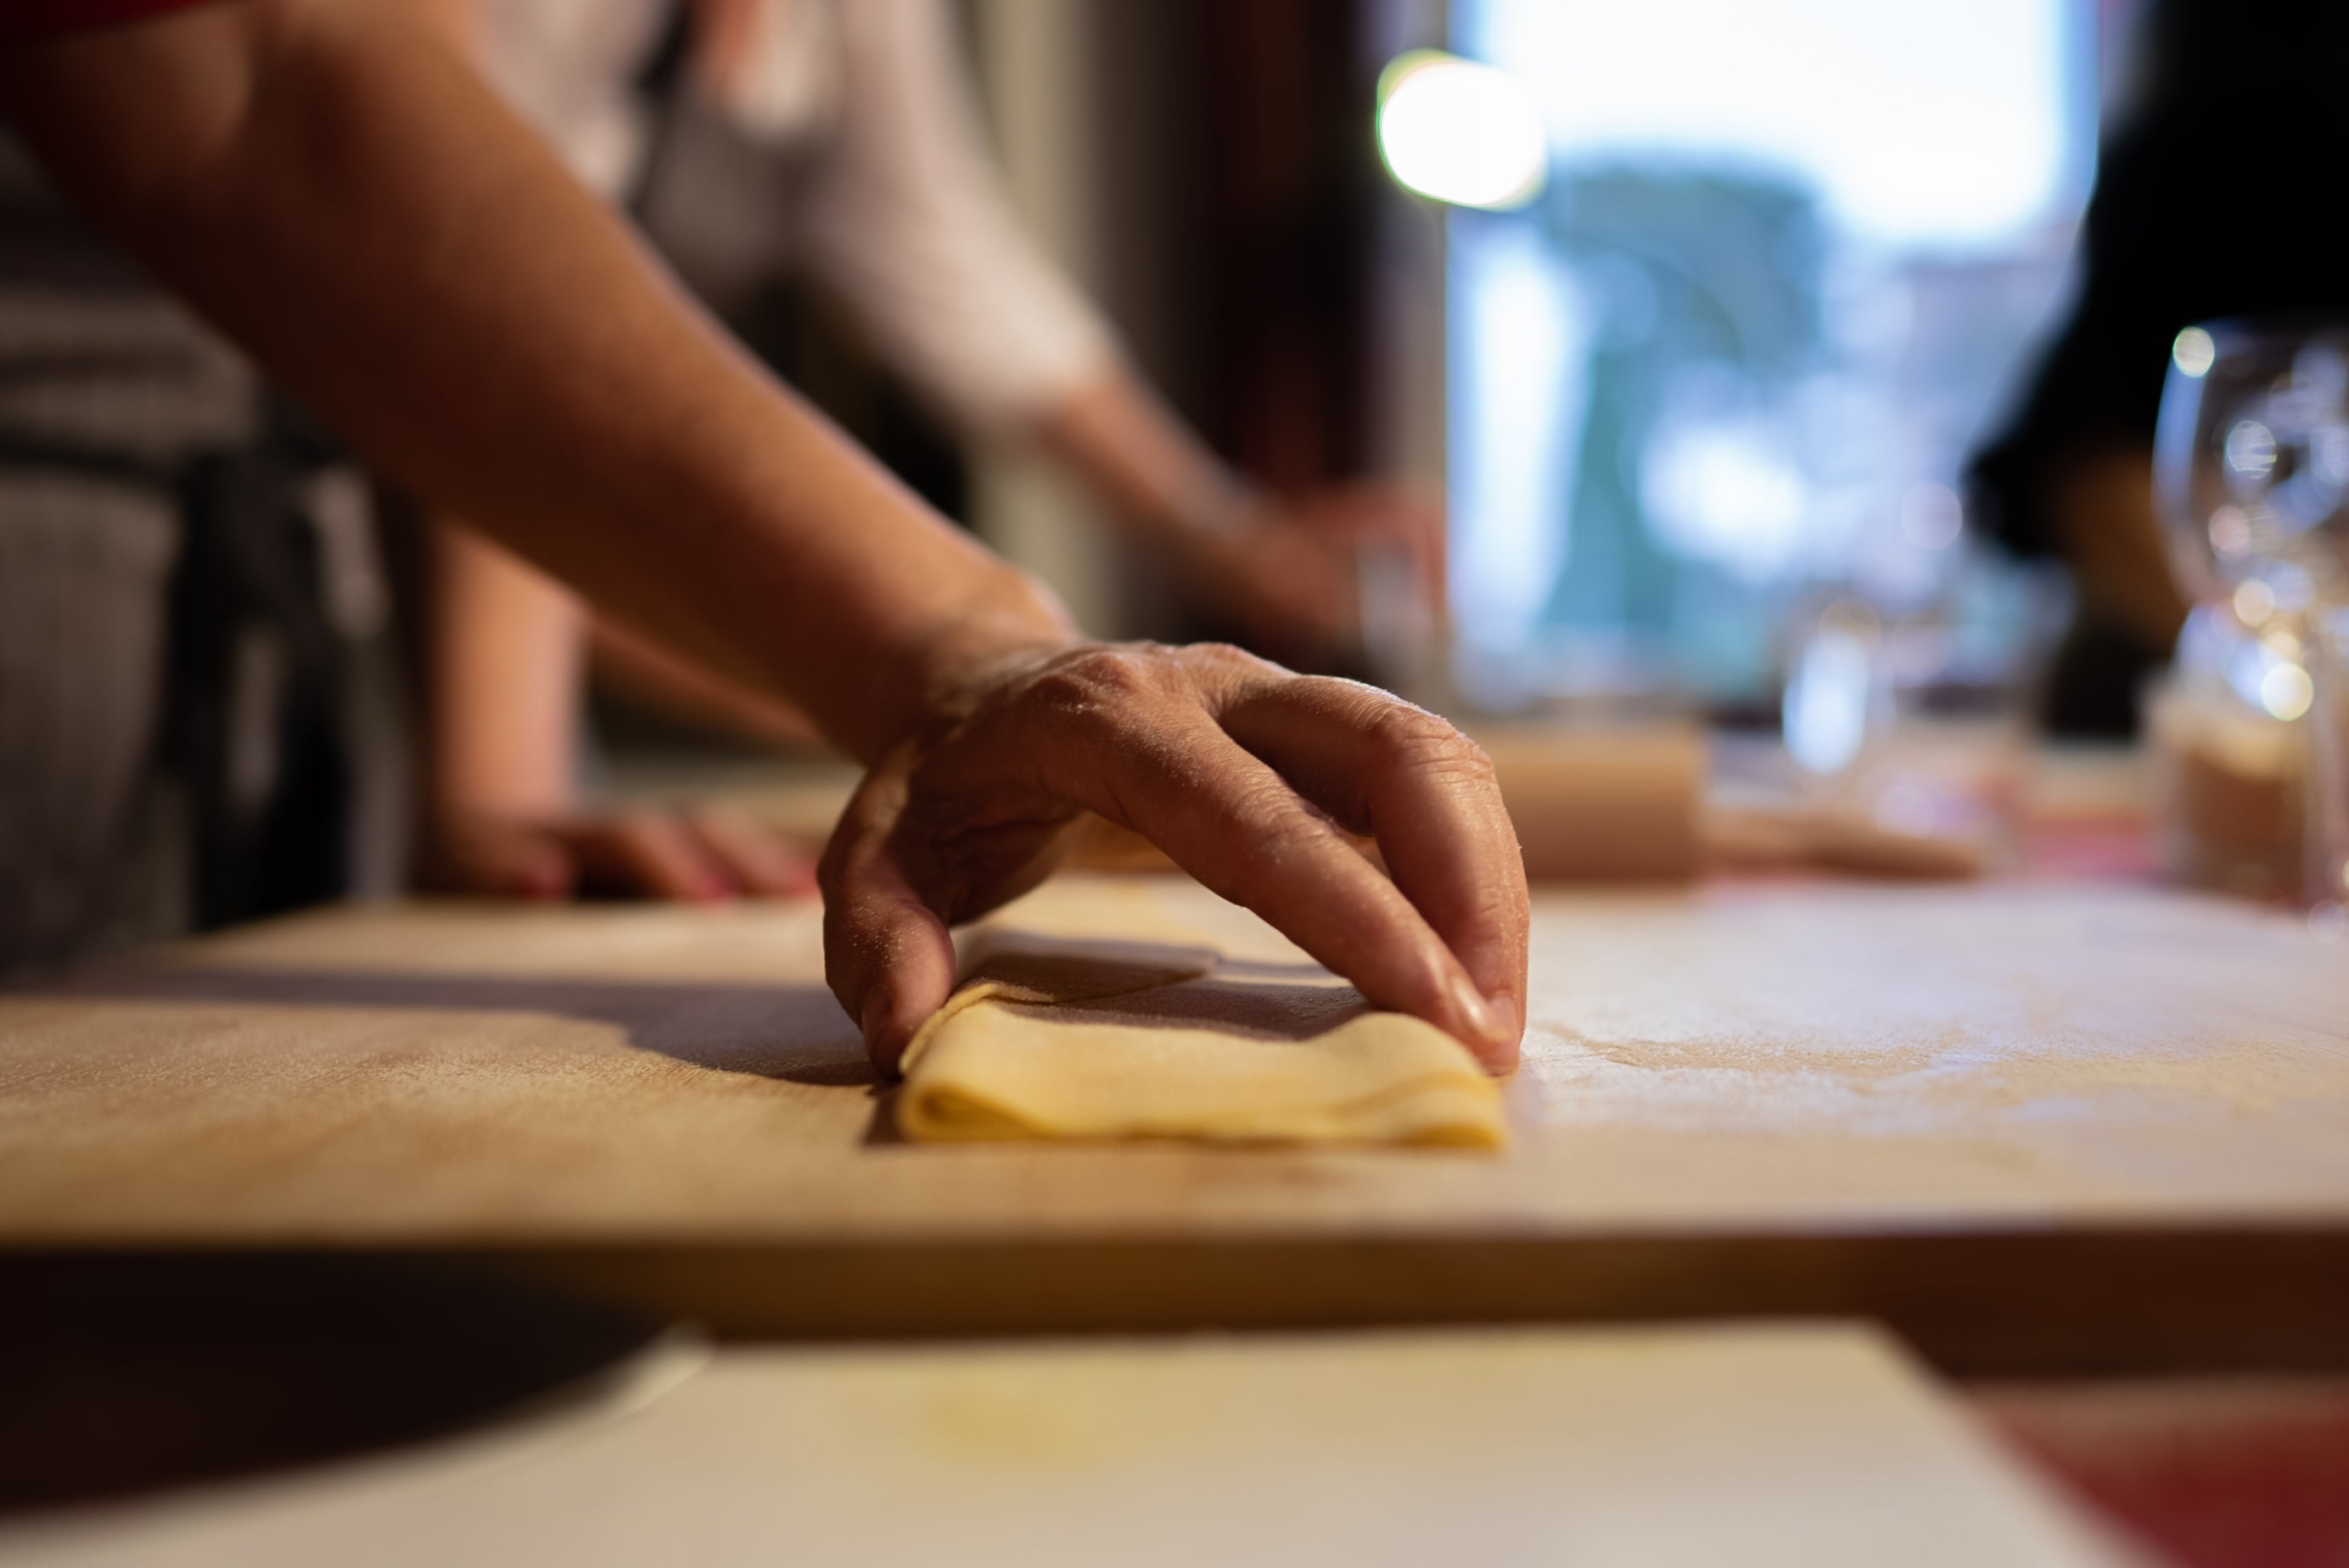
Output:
top-left (415, 0), bottom-right (1444, 901)
top-left (0, 0), bottom-right (1444, 971)
top-left (1966, 0), bottom-right (2349, 736)
top-left (14, 0), bottom-right (2239, 970)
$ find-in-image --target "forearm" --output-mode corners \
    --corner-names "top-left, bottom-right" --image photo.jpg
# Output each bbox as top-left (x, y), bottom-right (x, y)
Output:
top-left (426, 519), bottom-right (584, 820)
top-left (588, 618), bottom-right (832, 753)
top-left (0, 0), bottom-right (1063, 763)
top-left (1032, 368), bottom-right (1447, 659)
top-left (1032, 367), bottom-right (1259, 552)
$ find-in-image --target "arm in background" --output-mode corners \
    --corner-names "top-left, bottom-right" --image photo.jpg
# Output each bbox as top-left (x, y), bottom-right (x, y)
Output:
top-left (421, 520), bottom-right (819, 901)
top-left (408, 0), bottom-right (822, 902)
top-left (426, 0), bottom-right (1440, 895)
top-left (794, 0), bottom-right (1445, 662)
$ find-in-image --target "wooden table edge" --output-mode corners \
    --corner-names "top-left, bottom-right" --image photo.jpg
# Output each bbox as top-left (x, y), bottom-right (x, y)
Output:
top-left (8, 1223), bottom-right (2343, 1377)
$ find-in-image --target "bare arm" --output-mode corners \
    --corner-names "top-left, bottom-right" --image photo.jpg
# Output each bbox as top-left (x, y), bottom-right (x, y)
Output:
top-left (0, 0), bottom-right (1048, 763)
top-left (772, 0), bottom-right (1444, 661)
top-left (1034, 368), bottom-right (1448, 664)
top-left (421, 517), bottom-right (824, 900)
top-left (426, 520), bottom-right (584, 831)
top-left (0, 0), bottom-right (1526, 1069)
top-left (422, 521), bottom-right (792, 902)
top-left (586, 615), bottom-right (829, 753)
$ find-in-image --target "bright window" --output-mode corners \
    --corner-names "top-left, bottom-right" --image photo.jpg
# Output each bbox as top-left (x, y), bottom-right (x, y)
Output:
top-left (1447, 0), bottom-right (2096, 706)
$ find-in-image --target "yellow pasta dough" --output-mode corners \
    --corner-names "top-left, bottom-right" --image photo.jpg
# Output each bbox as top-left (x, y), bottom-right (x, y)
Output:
top-left (895, 929), bottom-right (1507, 1150)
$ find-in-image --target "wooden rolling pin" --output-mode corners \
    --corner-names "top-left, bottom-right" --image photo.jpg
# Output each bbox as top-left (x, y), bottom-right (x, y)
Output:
top-left (742, 727), bottom-right (1981, 885)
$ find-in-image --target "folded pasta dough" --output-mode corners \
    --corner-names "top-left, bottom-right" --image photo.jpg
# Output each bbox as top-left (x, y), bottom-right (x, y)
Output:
top-left (895, 930), bottom-right (1506, 1150)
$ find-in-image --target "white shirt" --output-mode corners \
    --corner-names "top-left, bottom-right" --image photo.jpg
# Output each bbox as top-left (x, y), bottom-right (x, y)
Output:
top-left (472, 0), bottom-right (1113, 434)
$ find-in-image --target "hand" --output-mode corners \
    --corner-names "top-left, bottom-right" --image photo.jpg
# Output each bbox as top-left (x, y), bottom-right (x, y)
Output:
top-left (1029, 376), bottom-right (1447, 661)
top-left (821, 641), bottom-right (1528, 1074)
top-left (421, 802), bottom-right (819, 902)
top-left (1204, 484), bottom-right (1449, 658)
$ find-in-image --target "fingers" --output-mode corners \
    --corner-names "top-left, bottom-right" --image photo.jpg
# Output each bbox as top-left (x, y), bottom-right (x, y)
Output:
top-left (818, 760), bottom-right (960, 1072)
top-left (1303, 486), bottom-right (1449, 629)
top-left (566, 811), bottom-right (731, 902)
top-left (1208, 664), bottom-right (1528, 1059)
top-left (1230, 529), bottom-right (1355, 650)
top-left (564, 807), bottom-right (820, 902)
top-left (431, 806), bottom-right (819, 903)
top-left (1135, 726), bottom-right (1516, 1067)
top-left (685, 804), bottom-right (820, 898)
top-left (421, 815), bottom-right (577, 899)
top-left (496, 832), bottom-right (577, 901)
top-left (1395, 498), bottom-right (1449, 620)
top-left (815, 640), bottom-right (1522, 1075)
top-left (978, 647), bottom-right (1519, 1067)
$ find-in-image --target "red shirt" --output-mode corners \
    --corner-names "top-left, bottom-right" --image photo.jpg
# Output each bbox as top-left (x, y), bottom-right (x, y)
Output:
top-left (0, 0), bottom-right (218, 45)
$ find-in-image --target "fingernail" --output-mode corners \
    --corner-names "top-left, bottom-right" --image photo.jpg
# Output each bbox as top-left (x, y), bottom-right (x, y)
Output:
top-left (1446, 969), bottom-right (1505, 1046)
top-left (1486, 991), bottom-right (1523, 1072)
top-left (1489, 989), bottom-right (1523, 1042)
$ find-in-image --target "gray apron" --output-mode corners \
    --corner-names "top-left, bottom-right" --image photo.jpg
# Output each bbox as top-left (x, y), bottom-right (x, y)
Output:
top-left (0, 140), bottom-right (406, 981)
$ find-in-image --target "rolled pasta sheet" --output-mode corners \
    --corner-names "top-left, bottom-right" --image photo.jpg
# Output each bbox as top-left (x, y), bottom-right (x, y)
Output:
top-left (896, 930), bottom-right (1506, 1150)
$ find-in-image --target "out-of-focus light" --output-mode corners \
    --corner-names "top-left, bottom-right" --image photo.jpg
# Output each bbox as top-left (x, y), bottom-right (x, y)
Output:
top-left (2313, 423), bottom-right (2349, 487)
top-left (2261, 660), bottom-right (2314, 721)
top-left (2172, 327), bottom-right (2216, 378)
top-left (1819, 596), bottom-right (1883, 643)
top-left (2232, 578), bottom-right (2276, 627)
top-left (2268, 562), bottom-right (2315, 613)
top-left (1377, 51), bottom-right (1547, 210)
top-left (2208, 505), bottom-right (2251, 558)
top-left (1784, 605), bottom-right (1879, 776)
top-left (1640, 415), bottom-right (1809, 583)
top-left (1898, 481), bottom-right (1963, 551)
top-left (2224, 418), bottom-right (2278, 484)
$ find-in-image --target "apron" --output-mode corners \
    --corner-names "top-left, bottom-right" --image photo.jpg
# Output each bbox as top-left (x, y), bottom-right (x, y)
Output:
top-left (0, 140), bottom-right (406, 979)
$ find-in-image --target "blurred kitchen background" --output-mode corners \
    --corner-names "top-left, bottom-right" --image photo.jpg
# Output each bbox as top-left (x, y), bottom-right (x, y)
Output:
top-left (589, 0), bottom-right (2330, 904)
top-left (613, 0), bottom-right (2105, 743)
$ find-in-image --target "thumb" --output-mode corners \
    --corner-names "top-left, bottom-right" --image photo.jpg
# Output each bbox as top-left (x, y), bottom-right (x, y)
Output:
top-left (819, 794), bottom-right (958, 1075)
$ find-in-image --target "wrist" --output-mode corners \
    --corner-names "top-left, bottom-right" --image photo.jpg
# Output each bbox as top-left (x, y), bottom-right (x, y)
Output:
top-left (1168, 466), bottom-right (1264, 544)
top-left (1159, 463), bottom-right (1270, 555)
top-left (866, 566), bottom-right (1077, 756)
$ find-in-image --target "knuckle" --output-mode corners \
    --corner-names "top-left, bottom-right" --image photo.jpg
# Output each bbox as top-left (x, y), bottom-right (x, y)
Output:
top-left (1023, 644), bottom-right (1165, 717)
top-left (1180, 641), bottom-right (1274, 677)
top-left (1363, 699), bottom-right (1494, 783)
top-left (1014, 646), bottom-right (1215, 766)
top-left (1180, 641), bottom-right (1287, 703)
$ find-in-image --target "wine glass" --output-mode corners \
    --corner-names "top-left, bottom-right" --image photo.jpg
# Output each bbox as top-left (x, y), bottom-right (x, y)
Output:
top-left (2155, 318), bottom-right (2349, 915)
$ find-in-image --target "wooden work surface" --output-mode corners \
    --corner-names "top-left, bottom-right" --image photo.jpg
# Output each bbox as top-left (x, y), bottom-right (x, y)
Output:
top-left (4, 876), bottom-right (2347, 1370)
